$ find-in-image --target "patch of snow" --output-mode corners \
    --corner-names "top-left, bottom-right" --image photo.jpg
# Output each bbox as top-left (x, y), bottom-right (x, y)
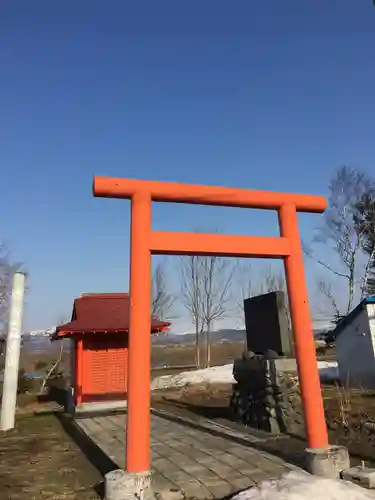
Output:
top-left (231, 471), bottom-right (375, 500)
top-left (151, 363), bottom-right (234, 390)
top-left (151, 361), bottom-right (339, 391)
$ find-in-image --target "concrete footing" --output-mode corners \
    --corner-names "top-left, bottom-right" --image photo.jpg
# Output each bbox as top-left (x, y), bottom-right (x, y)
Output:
top-left (105, 469), bottom-right (153, 500)
top-left (305, 445), bottom-right (350, 478)
top-left (341, 466), bottom-right (375, 489)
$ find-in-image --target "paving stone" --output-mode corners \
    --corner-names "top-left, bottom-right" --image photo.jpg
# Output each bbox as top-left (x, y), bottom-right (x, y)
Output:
top-left (199, 445), bottom-right (224, 455)
top-left (226, 446), bottom-right (257, 459)
top-left (112, 449), bottom-right (125, 469)
top-left (97, 416), bottom-right (119, 430)
top-left (205, 482), bottom-right (233, 498)
top-left (163, 438), bottom-right (183, 447)
top-left (178, 435), bottom-right (202, 446)
top-left (160, 448), bottom-right (189, 460)
top-left (152, 471), bottom-right (179, 492)
top-left (171, 445), bottom-right (210, 463)
top-left (229, 476), bottom-right (256, 492)
top-left (262, 454), bottom-right (288, 467)
top-left (247, 456), bottom-right (286, 473)
top-left (165, 450), bottom-right (188, 460)
top-left (194, 454), bottom-right (221, 466)
top-left (153, 457), bottom-right (180, 474)
top-left (210, 437), bottom-right (244, 449)
top-left (203, 461), bottom-right (239, 480)
top-left (162, 469), bottom-right (197, 488)
top-left (76, 413), bottom-right (302, 499)
top-left (218, 452), bottom-right (253, 470)
top-left (174, 476), bottom-right (212, 495)
top-left (163, 430), bottom-right (182, 438)
top-left (180, 463), bottom-right (209, 475)
top-left (152, 443), bottom-right (177, 456)
top-left (107, 414), bottom-right (124, 425)
top-left (79, 418), bottom-right (103, 434)
top-left (171, 454), bottom-right (203, 469)
top-left (240, 467), bottom-right (268, 478)
top-left (151, 449), bottom-right (162, 461)
top-left (236, 465), bottom-right (264, 477)
top-left (181, 483), bottom-right (213, 499)
top-left (198, 475), bottom-right (230, 489)
top-left (115, 432), bottom-right (125, 443)
top-left (284, 463), bottom-right (303, 472)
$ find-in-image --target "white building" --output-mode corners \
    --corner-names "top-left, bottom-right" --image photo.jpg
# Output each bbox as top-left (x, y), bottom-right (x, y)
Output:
top-left (335, 297), bottom-right (375, 388)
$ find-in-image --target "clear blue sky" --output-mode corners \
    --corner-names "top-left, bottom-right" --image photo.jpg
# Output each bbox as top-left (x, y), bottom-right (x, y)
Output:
top-left (1, 1), bottom-right (375, 331)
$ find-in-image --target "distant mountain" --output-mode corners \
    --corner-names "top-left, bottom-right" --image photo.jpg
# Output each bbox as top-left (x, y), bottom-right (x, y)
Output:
top-left (152, 329), bottom-right (246, 346)
top-left (152, 327), bottom-right (333, 346)
top-left (15, 325), bottom-right (333, 353)
top-left (21, 328), bottom-right (63, 355)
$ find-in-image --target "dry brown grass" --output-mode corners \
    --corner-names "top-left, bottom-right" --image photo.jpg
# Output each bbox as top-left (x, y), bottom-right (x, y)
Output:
top-left (16, 341), bottom-right (246, 379)
top-left (18, 338), bottom-right (333, 379)
top-left (0, 413), bottom-right (101, 499)
top-left (151, 341), bottom-right (246, 369)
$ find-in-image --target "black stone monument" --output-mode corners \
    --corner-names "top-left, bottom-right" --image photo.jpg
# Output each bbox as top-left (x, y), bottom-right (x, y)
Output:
top-left (243, 290), bottom-right (293, 357)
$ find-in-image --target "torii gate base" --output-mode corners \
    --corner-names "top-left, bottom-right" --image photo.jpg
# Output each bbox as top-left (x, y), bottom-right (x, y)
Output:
top-left (93, 177), bottom-right (350, 498)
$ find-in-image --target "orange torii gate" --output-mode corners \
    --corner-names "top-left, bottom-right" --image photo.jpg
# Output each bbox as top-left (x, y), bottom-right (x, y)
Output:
top-left (93, 176), bottom-right (329, 474)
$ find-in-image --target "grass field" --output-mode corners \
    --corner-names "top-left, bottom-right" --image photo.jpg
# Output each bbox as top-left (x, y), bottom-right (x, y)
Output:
top-left (11, 340), bottom-right (247, 385)
top-left (0, 413), bottom-right (101, 500)
top-left (15, 336), bottom-right (335, 377)
top-left (151, 341), bottom-right (246, 368)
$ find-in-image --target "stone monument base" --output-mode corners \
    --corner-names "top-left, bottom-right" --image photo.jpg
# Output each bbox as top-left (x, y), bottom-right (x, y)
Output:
top-left (230, 354), bottom-right (304, 436)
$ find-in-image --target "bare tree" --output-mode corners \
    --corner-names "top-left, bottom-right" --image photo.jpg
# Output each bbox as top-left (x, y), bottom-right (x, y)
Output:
top-left (181, 255), bottom-right (234, 368)
top-left (234, 262), bottom-right (289, 328)
top-left (0, 243), bottom-right (24, 337)
top-left (40, 315), bottom-right (69, 394)
top-left (316, 279), bottom-right (341, 324)
top-left (201, 257), bottom-right (234, 368)
top-left (259, 264), bottom-right (286, 294)
top-left (355, 191), bottom-right (375, 297)
top-left (151, 261), bottom-right (175, 322)
top-left (257, 264), bottom-right (291, 331)
top-left (306, 166), bottom-right (374, 316)
top-left (181, 256), bottom-right (205, 368)
top-left (233, 261), bottom-right (254, 320)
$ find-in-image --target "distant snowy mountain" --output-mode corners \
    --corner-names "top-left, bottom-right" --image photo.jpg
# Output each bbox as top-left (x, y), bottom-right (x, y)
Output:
top-left (152, 326), bottom-right (334, 346)
top-left (152, 329), bottom-right (246, 346)
top-left (21, 327), bottom-right (59, 354)
top-left (16, 324), bottom-right (334, 353)
top-left (27, 327), bottom-right (56, 337)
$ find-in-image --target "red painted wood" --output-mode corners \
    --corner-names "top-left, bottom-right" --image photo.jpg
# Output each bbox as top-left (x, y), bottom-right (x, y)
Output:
top-left (80, 334), bottom-right (128, 403)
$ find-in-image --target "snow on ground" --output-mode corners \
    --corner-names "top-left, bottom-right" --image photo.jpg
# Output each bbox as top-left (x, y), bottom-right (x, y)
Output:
top-left (151, 363), bottom-right (235, 390)
top-left (231, 471), bottom-right (375, 500)
top-left (151, 361), bottom-right (339, 391)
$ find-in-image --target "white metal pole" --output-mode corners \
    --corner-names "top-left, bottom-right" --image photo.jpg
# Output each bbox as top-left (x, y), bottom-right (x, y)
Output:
top-left (0, 271), bottom-right (26, 431)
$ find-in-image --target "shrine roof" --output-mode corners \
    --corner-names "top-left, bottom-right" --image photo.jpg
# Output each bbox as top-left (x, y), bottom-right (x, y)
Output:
top-left (52, 293), bottom-right (170, 339)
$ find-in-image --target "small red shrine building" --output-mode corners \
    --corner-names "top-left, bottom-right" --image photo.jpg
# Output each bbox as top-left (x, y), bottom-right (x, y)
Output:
top-left (52, 293), bottom-right (170, 408)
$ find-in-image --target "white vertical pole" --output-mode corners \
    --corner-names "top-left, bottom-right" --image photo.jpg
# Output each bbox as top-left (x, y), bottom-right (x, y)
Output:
top-left (0, 271), bottom-right (26, 431)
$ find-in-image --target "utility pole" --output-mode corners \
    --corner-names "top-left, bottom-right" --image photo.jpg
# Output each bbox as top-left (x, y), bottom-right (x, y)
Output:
top-left (0, 272), bottom-right (26, 431)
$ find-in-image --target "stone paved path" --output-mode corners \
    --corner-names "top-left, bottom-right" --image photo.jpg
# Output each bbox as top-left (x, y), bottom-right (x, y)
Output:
top-left (76, 411), bottom-right (303, 499)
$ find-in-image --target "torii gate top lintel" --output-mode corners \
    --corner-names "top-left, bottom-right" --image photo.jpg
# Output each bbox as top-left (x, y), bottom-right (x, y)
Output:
top-left (93, 176), bottom-right (327, 213)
